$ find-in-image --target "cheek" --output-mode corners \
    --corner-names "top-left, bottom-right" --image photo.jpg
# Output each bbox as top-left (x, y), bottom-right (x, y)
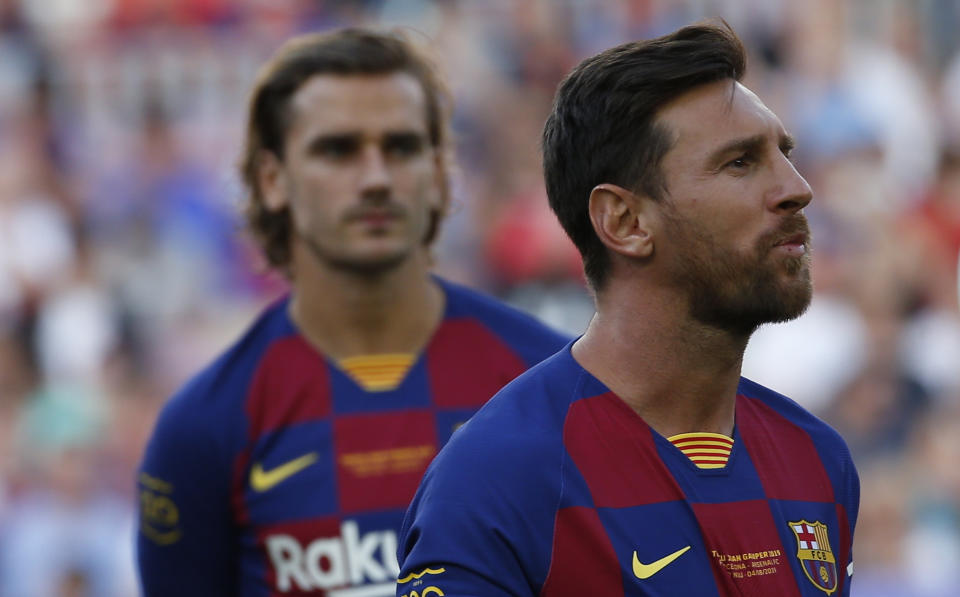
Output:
top-left (417, 172), bottom-right (442, 210)
top-left (288, 184), bottom-right (336, 231)
top-left (713, 211), bottom-right (762, 254)
top-left (299, 163), bottom-right (353, 196)
top-left (395, 155), bottom-right (439, 191)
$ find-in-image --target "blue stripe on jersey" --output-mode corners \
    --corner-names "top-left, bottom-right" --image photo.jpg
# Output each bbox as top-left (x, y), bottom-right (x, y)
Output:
top-left (243, 421), bottom-right (338, 524)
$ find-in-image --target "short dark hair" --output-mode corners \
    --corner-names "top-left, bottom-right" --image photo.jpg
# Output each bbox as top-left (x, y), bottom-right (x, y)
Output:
top-left (240, 28), bottom-right (451, 270)
top-left (542, 22), bottom-right (746, 290)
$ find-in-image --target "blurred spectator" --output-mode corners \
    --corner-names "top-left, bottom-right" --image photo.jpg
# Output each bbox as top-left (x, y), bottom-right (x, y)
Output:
top-left (743, 293), bottom-right (868, 413)
top-left (86, 98), bottom-right (245, 334)
top-left (900, 406), bottom-right (960, 596)
top-left (0, 444), bottom-right (136, 597)
top-left (850, 460), bottom-right (917, 596)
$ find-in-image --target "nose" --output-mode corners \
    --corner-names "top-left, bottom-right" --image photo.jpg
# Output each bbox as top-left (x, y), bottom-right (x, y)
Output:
top-left (358, 144), bottom-right (391, 196)
top-left (768, 156), bottom-right (813, 214)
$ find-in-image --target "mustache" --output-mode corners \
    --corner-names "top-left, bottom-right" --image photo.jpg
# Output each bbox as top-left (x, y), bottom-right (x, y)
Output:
top-left (763, 215), bottom-right (811, 249)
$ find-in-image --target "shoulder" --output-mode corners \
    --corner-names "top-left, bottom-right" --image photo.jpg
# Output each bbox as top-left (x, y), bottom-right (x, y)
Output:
top-left (737, 377), bottom-right (859, 494)
top-left (147, 297), bottom-right (296, 459)
top-left (421, 348), bottom-right (585, 500)
top-left (436, 277), bottom-right (571, 364)
top-left (399, 351), bottom-right (587, 591)
top-left (738, 377), bottom-right (850, 453)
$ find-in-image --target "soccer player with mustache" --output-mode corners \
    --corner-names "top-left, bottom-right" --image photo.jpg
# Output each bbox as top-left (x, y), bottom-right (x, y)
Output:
top-left (397, 22), bottom-right (859, 597)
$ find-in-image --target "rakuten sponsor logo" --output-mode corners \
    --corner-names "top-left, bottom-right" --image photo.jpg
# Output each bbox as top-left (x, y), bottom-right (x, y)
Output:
top-left (266, 520), bottom-right (400, 594)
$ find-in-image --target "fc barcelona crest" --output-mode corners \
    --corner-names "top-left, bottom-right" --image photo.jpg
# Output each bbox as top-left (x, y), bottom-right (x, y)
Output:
top-left (788, 520), bottom-right (838, 594)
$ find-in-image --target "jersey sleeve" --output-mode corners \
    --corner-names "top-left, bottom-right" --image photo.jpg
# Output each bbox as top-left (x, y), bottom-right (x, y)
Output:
top-left (395, 420), bottom-right (560, 597)
top-left (136, 386), bottom-right (237, 597)
top-left (839, 451), bottom-right (860, 597)
top-left (396, 496), bottom-right (532, 597)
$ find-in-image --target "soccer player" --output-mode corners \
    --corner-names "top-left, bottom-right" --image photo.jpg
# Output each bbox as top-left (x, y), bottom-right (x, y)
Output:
top-left (396, 22), bottom-right (860, 597)
top-left (135, 29), bottom-right (568, 597)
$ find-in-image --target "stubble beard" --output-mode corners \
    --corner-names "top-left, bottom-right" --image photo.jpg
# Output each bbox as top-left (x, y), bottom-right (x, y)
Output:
top-left (298, 229), bottom-right (412, 277)
top-left (666, 213), bottom-right (813, 337)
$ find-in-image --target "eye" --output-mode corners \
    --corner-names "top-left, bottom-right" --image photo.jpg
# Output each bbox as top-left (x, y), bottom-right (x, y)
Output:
top-left (313, 136), bottom-right (359, 159)
top-left (726, 154), bottom-right (753, 169)
top-left (384, 134), bottom-right (425, 158)
top-left (780, 136), bottom-right (797, 161)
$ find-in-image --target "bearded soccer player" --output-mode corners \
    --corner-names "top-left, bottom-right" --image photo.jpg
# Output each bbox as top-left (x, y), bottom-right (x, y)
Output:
top-left (135, 29), bottom-right (568, 597)
top-left (397, 22), bottom-right (859, 597)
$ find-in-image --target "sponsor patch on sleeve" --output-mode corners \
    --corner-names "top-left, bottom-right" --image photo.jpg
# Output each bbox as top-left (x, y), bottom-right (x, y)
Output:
top-left (397, 567), bottom-right (446, 597)
top-left (138, 472), bottom-right (182, 545)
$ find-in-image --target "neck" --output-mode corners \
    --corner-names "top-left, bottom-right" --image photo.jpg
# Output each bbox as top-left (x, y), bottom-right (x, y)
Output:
top-left (288, 247), bottom-right (444, 360)
top-left (572, 278), bottom-right (747, 438)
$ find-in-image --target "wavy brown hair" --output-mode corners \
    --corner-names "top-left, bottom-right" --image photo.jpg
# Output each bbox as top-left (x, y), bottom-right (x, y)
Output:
top-left (240, 28), bottom-right (452, 271)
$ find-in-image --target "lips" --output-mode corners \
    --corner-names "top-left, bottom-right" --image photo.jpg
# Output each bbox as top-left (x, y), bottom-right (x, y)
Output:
top-left (357, 211), bottom-right (397, 224)
top-left (771, 232), bottom-right (808, 259)
top-left (347, 206), bottom-right (404, 226)
top-left (775, 233), bottom-right (807, 248)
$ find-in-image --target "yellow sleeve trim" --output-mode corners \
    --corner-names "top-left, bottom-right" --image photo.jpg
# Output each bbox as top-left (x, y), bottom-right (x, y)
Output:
top-left (139, 472), bottom-right (173, 493)
top-left (398, 567), bottom-right (446, 584)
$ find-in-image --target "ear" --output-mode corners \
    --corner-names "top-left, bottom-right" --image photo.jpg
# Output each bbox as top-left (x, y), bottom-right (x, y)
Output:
top-left (588, 183), bottom-right (654, 259)
top-left (256, 150), bottom-right (290, 211)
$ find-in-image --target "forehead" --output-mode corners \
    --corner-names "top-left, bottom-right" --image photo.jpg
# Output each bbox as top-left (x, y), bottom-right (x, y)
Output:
top-left (656, 79), bottom-right (785, 160)
top-left (286, 72), bottom-right (429, 138)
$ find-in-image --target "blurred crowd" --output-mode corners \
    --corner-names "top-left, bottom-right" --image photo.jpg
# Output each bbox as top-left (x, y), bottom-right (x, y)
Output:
top-left (0, 0), bottom-right (958, 595)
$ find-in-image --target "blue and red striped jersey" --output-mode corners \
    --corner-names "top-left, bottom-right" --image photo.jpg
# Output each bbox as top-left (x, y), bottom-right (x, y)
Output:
top-left (396, 343), bottom-right (860, 597)
top-left (136, 278), bottom-right (569, 597)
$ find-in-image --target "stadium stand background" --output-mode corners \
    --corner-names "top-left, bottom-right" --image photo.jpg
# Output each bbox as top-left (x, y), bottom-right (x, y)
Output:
top-left (0, 0), bottom-right (958, 595)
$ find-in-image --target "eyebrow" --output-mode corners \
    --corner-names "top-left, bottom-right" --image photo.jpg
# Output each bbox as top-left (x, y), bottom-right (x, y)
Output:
top-left (305, 130), bottom-right (427, 151)
top-left (305, 132), bottom-right (358, 152)
top-left (707, 133), bottom-right (795, 168)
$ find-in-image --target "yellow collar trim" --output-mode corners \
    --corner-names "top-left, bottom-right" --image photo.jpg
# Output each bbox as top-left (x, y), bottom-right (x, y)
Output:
top-left (338, 353), bottom-right (416, 392)
top-left (667, 432), bottom-right (734, 469)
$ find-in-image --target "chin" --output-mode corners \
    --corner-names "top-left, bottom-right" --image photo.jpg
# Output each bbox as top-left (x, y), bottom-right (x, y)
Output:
top-left (330, 249), bottom-right (413, 276)
top-left (747, 280), bottom-right (813, 330)
top-left (690, 274), bottom-right (813, 335)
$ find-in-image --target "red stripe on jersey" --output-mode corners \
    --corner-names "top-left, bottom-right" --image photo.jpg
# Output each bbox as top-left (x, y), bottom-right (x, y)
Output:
top-left (692, 500), bottom-right (803, 597)
top-left (737, 395), bottom-right (835, 502)
top-left (835, 502), bottom-right (851, 594)
top-left (541, 506), bottom-right (623, 597)
top-left (333, 411), bottom-right (437, 513)
top-left (231, 449), bottom-right (252, 525)
top-left (426, 319), bottom-right (527, 408)
top-left (245, 337), bottom-right (332, 440)
top-left (563, 393), bottom-right (685, 508)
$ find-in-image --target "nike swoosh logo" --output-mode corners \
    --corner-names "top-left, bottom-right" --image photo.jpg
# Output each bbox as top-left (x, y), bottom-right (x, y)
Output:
top-left (250, 452), bottom-right (318, 492)
top-left (633, 545), bottom-right (691, 579)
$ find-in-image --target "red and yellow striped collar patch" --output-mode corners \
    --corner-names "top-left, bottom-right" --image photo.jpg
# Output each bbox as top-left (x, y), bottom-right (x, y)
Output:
top-left (338, 353), bottom-right (416, 392)
top-left (666, 432), bottom-right (734, 469)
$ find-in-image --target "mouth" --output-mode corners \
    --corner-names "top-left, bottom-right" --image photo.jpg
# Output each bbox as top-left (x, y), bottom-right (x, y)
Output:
top-left (349, 208), bottom-right (403, 228)
top-left (358, 212), bottom-right (397, 225)
top-left (772, 233), bottom-right (808, 257)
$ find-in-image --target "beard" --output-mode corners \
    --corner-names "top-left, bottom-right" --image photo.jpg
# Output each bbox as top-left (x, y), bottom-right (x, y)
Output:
top-left (663, 210), bottom-right (813, 336)
top-left (290, 192), bottom-right (421, 277)
top-left (297, 226), bottom-right (413, 276)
